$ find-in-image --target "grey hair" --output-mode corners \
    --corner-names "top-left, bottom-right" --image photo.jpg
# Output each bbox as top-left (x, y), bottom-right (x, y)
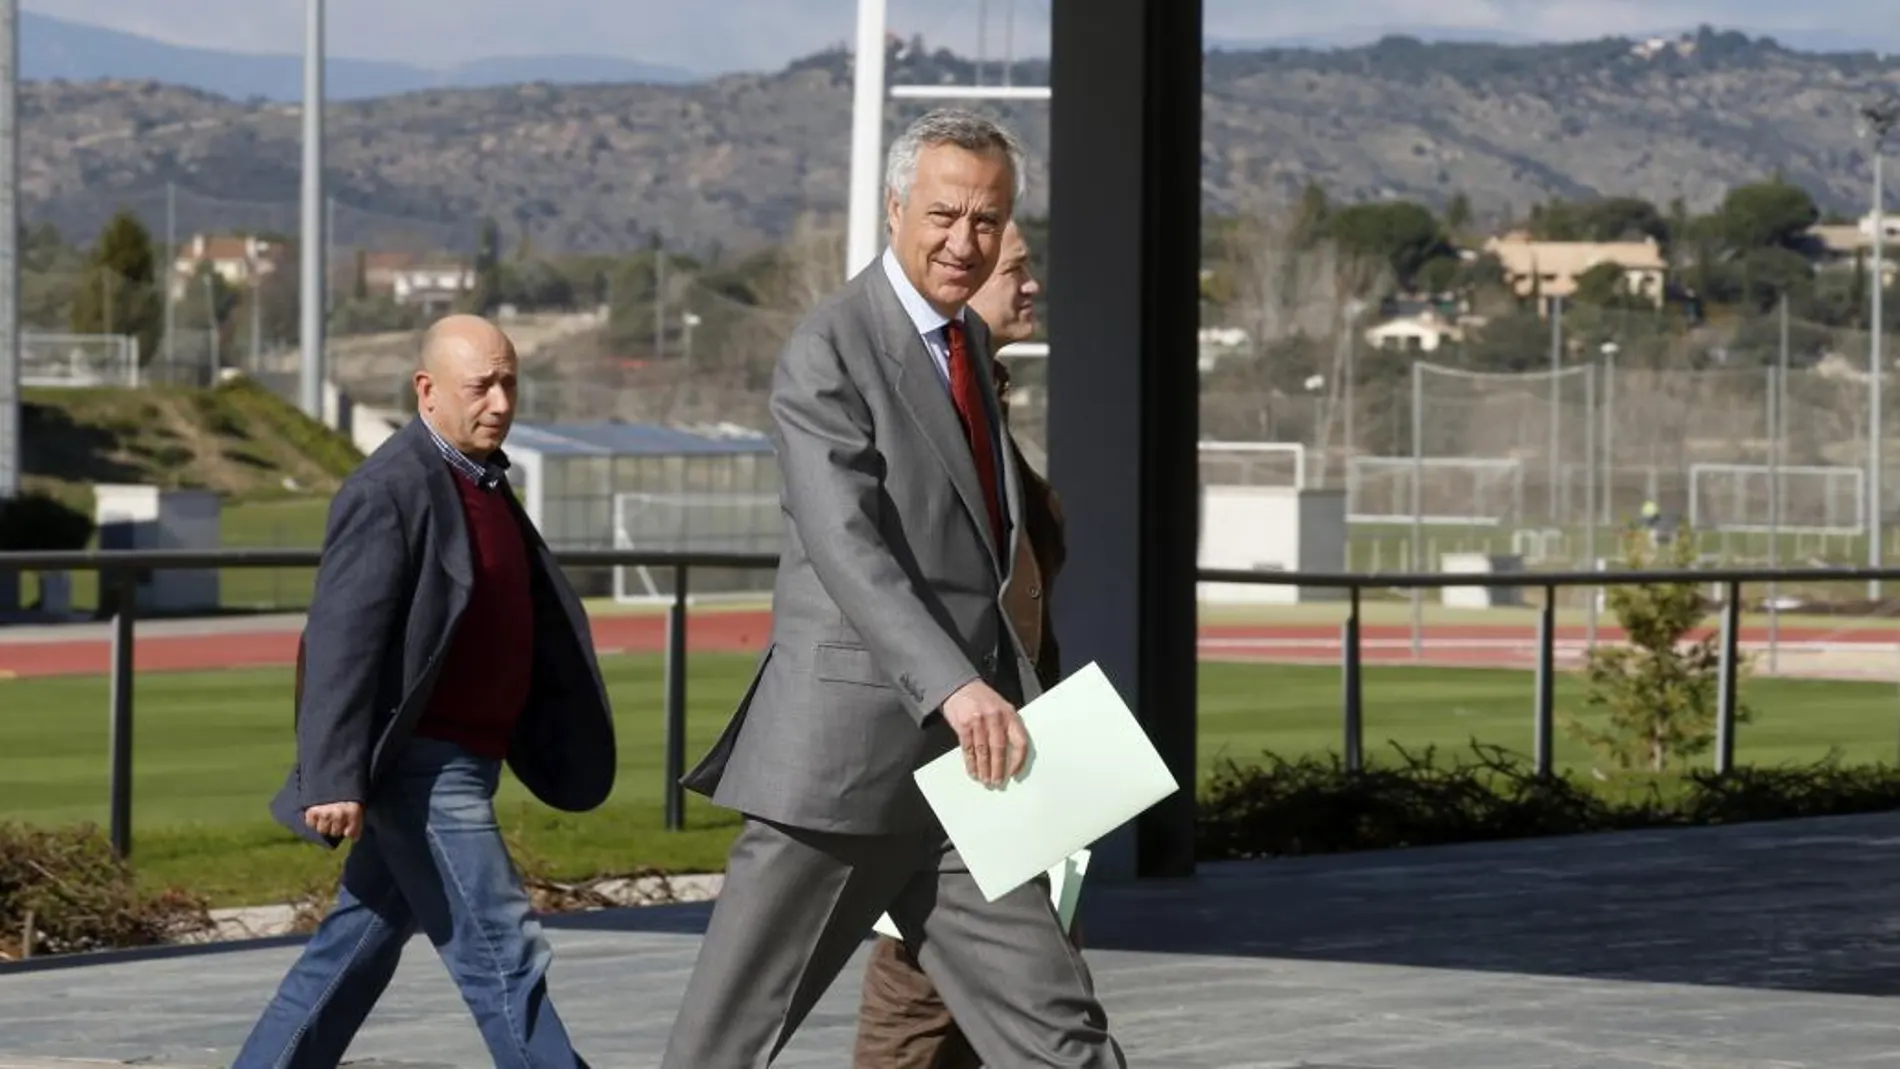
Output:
top-left (884, 108), bottom-right (1028, 207)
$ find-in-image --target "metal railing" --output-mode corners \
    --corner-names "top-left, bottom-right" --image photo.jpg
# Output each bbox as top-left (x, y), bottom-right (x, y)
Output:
top-left (5, 549), bottom-right (1900, 858)
top-left (0, 548), bottom-right (776, 858)
top-left (1200, 564), bottom-right (1900, 778)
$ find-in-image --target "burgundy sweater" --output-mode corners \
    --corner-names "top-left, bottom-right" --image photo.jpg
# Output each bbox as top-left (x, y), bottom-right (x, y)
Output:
top-left (411, 470), bottom-right (535, 758)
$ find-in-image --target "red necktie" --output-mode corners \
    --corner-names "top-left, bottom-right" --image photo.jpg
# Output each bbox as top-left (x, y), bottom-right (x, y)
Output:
top-left (944, 320), bottom-right (1005, 552)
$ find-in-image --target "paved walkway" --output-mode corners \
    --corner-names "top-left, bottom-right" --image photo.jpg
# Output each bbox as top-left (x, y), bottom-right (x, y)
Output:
top-left (7, 813), bottom-right (1900, 1067)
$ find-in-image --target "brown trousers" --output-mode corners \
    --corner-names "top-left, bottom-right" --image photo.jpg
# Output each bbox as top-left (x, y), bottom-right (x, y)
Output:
top-left (852, 920), bottom-right (1085, 1068)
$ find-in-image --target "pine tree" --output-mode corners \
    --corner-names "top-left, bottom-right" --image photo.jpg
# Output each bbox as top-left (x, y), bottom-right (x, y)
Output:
top-left (1444, 191), bottom-right (1473, 234)
top-left (70, 210), bottom-right (164, 365)
top-left (462, 217), bottom-right (502, 315)
top-left (1566, 526), bottom-right (1755, 772)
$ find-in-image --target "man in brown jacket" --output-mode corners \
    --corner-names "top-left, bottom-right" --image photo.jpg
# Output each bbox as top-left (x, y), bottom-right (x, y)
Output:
top-left (851, 219), bottom-right (1069, 1068)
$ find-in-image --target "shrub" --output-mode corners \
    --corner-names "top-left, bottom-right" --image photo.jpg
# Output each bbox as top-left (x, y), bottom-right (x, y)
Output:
top-left (0, 491), bottom-right (95, 552)
top-left (0, 823), bottom-right (212, 960)
top-left (1196, 742), bottom-right (1900, 861)
top-left (1568, 524), bottom-right (1754, 772)
top-left (1197, 742), bottom-right (1663, 860)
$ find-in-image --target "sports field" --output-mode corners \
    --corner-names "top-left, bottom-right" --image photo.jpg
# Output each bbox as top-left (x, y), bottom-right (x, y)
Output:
top-left (4, 646), bottom-right (1899, 907)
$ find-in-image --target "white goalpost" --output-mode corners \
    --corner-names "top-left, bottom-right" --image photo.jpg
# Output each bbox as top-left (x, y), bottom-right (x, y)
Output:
top-left (1688, 463), bottom-right (1866, 535)
top-left (1345, 456), bottom-right (1526, 526)
top-left (21, 332), bottom-right (141, 388)
top-left (610, 490), bottom-right (782, 605)
top-left (1198, 440), bottom-right (1307, 489)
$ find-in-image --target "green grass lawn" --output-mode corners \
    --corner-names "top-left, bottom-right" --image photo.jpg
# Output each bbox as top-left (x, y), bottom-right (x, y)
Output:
top-left (4, 654), bottom-right (1899, 906)
top-left (20, 497), bottom-right (1900, 620)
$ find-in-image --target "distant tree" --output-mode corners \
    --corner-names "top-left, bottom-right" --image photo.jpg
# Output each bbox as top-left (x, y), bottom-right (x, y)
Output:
top-left (1578, 196), bottom-right (1669, 246)
top-left (1414, 256), bottom-right (1460, 295)
top-left (1454, 252), bottom-right (1507, 293)
top-left (1462, 309), bottom-right (1553, 372)
top-left (1666, 197), bottom-right (1692, 261)
top-left (256, 255), bottom-right (303, 345)
top-left (69, 209), bottom-right (163, 366)
top-left (498, 260), bottom-right (577, 310)
top-left (177, 262), bottom-right (242, 363)
top-left (1529, 196), bottom-right (1667, 246)
top-left (20, 222), bottom-right (65, 268)
top-left (1733, 245), bottom-right (1815, 311)
top-left (462, 217), bottom-right (502, 315)
top-left (1527, 199), bottom-right (1586, 241)
top-left (1567, 526), bottom-right (1753, 773)
top-left (21, 223), bottom-right (85, 330)
top-left (1443, 190), bottom-right (1473, 234)
top-left (1719, 179), bottom-right (1820, 252)
top-left (1572, 261), bottom-right (1634, 307)
top-left (513, 210), bottom-right (535, 262)
top-left (1323, 201), bottom-right (1450, 286)
top-left (1292, 181), bottom-right (1332, 248)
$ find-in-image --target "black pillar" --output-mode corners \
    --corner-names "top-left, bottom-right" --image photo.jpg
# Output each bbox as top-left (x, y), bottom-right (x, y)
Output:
top-left (1045, 0), bottom-right (1202, 881)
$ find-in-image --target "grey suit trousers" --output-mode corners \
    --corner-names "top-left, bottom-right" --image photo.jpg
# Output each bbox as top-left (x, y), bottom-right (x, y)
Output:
top-left (660, 818), bottom-right (1125, 1068)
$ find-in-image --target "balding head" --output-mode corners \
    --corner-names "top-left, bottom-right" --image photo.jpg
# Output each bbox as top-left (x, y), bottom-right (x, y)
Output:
top-left (413, 314), bottom-right (518, 458)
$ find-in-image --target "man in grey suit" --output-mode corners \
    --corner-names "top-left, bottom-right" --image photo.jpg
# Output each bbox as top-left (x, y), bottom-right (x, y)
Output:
top-left (662, 109), bottom-right (1126, 1068)
top-left (233, 315), bottom-right (615, 1069)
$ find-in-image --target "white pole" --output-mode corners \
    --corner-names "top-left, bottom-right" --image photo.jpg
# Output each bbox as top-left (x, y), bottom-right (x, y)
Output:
top-left (846, 0), bottom-right (888, 280)
top-left (1873, 146), bottom-right (1886, 600)
top-left (0, 0), bottom-right (14, 502)
top-left (976, 0), bottom-right (988, 85)
top-left (163, 181), bottom-right (174, 371)
top-left (298, 0), bottom-right (326, 419)
top-left (1548, 295), bottom-right (1562, 528)
top-left (1770, 296), bottom-right (1787, 673)
top-left (1410, 360), bottom-right (1423, 659)
top-left (1584, 359), bottom-right (1597, 649)
top-left (202, 273), bottom-right (220, 374)
top-left (1003, 0), bottom-right (1016, 87)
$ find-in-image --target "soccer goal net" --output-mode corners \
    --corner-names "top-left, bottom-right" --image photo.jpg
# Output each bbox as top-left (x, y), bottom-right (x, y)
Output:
top-left (1345, 456), bottom-right (1526, 526)
top-left (1687, 464), bottom-right (1865, 535)
top-left (611, 490), bottom-right (782, 604)
top-left (1198, 441), bottom-right (1307, 489)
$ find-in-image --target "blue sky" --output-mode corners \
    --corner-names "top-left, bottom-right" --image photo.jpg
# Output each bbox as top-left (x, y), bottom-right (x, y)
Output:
top-left (24, 0), bottom-right (1897, 72)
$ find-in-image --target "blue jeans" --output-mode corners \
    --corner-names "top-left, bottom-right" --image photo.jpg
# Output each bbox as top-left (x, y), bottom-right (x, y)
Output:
top-left (231, 738), bottom-right (589, 1069)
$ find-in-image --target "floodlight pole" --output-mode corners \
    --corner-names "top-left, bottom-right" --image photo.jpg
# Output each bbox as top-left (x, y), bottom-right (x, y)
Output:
top-left (0, 0), bottom-right (16, 503)
top-left (1861, 100), bottom-right (1897, 601)
top-left (298, 0), bottom-right (327, 420)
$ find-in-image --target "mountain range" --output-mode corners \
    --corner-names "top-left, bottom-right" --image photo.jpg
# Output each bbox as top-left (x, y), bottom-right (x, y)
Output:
top-left (23, 11), bottom-right (703, 101)
top-left (24, 27), bottom-right (1900, 259)
top-left (38, 10), bottom-right (1897, 105)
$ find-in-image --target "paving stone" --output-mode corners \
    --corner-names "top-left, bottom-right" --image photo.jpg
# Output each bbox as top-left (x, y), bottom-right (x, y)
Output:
top-left (7, 813), bottom-right (1900, 1066)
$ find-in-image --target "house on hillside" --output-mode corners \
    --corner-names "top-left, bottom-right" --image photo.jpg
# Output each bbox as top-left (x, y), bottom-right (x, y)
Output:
top-left (359, 251), bottom-right (475, 313)
top-left (170, 233), bottom-right (281, 297)
top-left (1806, 215), bottom-right (1900, 286)
top-left (1363, 309), bottom-right (1474, 353)
top-left (1482, 231), bottom-right (1668, 315)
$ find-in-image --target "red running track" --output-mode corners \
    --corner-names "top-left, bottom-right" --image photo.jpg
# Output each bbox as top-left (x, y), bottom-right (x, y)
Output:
top-left (0, 612), bottom-right (771, 679)
top-left (2, 613), bottom-right (1898, 680)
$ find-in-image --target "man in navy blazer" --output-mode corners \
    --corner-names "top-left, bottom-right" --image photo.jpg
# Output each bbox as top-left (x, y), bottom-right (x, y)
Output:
top-left (232, 314), bottom-right (615, 1069)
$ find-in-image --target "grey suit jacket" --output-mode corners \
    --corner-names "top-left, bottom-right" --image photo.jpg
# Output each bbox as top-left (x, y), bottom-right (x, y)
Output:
top-left (268, 417), bottom-right (617, 846)
top-left (682, 262), bottom-right (1045, 835)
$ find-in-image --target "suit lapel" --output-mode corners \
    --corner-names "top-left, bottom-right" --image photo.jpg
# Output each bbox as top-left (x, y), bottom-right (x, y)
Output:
top-left (868, 272), bottom-right (1005, 576)
top-left (403, 418), bottom-right (474, 590)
